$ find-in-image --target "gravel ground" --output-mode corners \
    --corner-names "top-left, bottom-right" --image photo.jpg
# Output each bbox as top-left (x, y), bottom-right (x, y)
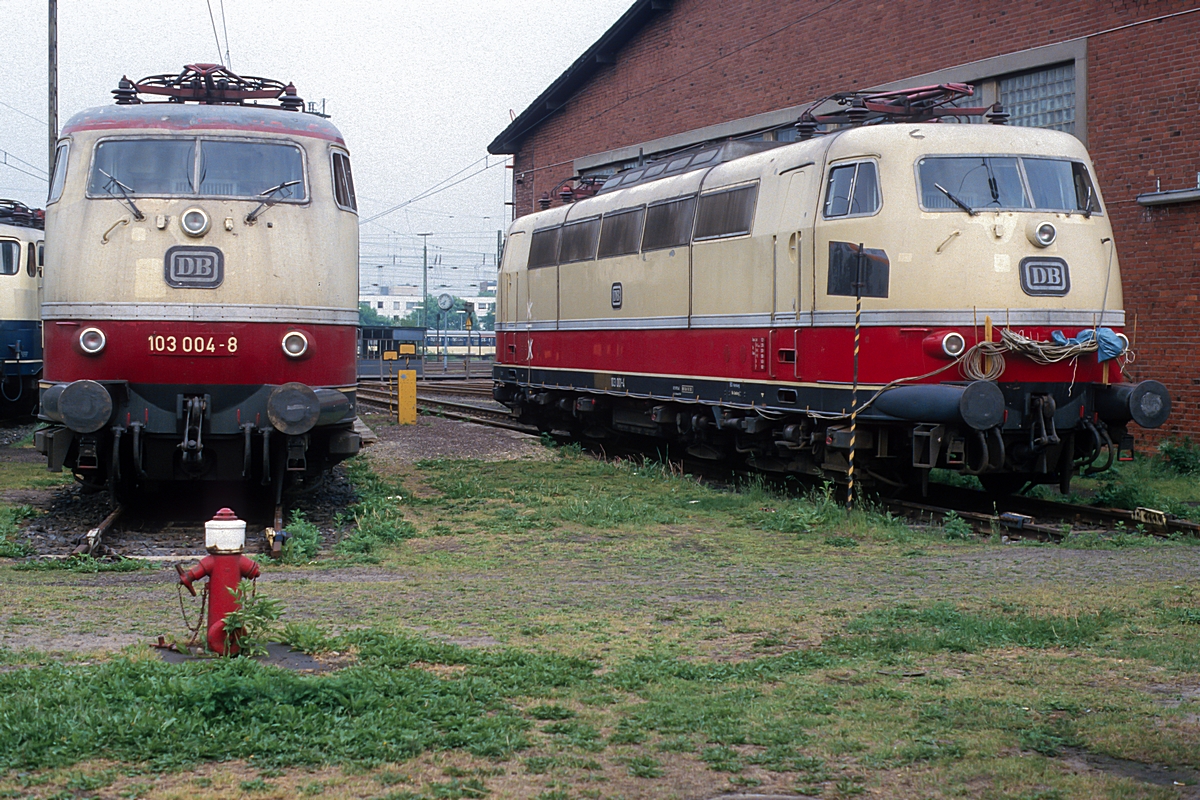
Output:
top-left (361, 410), bottom-right (549, 463)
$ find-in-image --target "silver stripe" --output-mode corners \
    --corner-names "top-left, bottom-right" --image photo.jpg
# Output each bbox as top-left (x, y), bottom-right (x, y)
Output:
top-left (42, 302), bottom-right (358, 325)
top-left (811, 309), bottom-right (1126, 327)
top-left (559, 315), bottom-right (689, 331)
top-left (498, 308), bottom-right (1124, 331)
top-left (690, 313), bottom-right (774, 329)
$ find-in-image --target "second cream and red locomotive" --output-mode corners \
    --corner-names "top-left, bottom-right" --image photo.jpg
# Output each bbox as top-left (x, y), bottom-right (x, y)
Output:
top-left (493, 86), bottom-right (1170, 494)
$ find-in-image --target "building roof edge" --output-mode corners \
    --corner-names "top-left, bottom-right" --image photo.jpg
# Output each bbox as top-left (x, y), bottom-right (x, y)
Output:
top-left (486, 0), bottom-right (672, 156)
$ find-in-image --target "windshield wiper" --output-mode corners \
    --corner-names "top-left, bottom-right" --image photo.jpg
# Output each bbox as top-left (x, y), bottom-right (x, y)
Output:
top-left (933, 183), bottom-right (977, 216)
top-left (1082, 184), bottom-right (1095, 218)
top-left (98, 169), bottom-right (144, 221)
top-left (245, 179), bottom-right (301, 224)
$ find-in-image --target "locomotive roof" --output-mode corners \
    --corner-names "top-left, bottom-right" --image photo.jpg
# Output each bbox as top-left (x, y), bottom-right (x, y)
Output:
top-left (513, 122), bottom-right (1092, 232)
top-left (59, 103), bottom-right (346, 145)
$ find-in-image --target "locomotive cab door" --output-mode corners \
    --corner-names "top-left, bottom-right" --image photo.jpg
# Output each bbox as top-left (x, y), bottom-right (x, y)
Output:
top-left (773, 165), bottom-right (817, 377)
top-left (499, 231), bottom-right (528, 366)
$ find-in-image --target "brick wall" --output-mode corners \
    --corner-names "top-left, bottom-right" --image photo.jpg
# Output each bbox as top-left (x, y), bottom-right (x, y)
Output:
top-left (510, 0), bottom-right (1200, 440)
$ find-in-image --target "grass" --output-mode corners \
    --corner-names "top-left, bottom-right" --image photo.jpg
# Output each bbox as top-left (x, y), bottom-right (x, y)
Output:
top-left (0, 504), bottom-right (35, 558)
top-left (1, 435), bottom-right (1199, 798)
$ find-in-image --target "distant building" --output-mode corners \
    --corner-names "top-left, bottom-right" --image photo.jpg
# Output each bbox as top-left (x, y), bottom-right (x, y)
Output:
top-left (489, 0), bottom-right (1200, 440)
top-left (358, 285), bottom-right (495, 329)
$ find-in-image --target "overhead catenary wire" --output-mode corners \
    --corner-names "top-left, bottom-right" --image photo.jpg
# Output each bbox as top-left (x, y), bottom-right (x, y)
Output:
top-left (359, 156), bottom-right (508, 226)
top-left (0, 100), bottom-right (47, 127)
top-left (0, 149), bottom-right (50, 183)
top-left (219, 0), bottom-right (232, 70)
top-left (204, 0), bottom-right (225, 65)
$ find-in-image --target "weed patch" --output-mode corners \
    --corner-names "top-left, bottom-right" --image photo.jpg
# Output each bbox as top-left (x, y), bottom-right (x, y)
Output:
top-left (0, 504), bottom-right (36, 558)
top-left (281, 511), bottom-right (322, 564)
top-left (337, 457), bottom-right (417, 555)
top-left (833, 603), bottom-right (1117, 656)
top-left (11, 554), bottom-right (157, 573)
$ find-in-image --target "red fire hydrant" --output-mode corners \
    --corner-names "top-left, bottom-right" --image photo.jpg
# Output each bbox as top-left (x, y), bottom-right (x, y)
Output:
top-left (177, 508), bottom-right (261, 655)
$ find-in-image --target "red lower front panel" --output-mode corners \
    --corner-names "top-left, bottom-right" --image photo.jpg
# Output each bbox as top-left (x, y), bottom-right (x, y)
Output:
top-left (45, 320), bottom-right (357, 386)
top-left (497, 325), bottom-right (1124, 385)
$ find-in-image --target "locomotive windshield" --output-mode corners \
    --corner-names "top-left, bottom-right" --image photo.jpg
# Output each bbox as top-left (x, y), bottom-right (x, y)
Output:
top-left (917, 156), bottom-right (1099, 214)
top-left (87, 138), bottom-right (306, 201)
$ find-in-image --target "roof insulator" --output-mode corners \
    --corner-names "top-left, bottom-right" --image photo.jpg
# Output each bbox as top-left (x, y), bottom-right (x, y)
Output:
top-left (794, 113), bottom-right (820, 141)
top-left (279, 83), bottom-right (304, 112)
top-left (846, 98), bottom-right (870, 124)
top-left (112, 77), bottom-right (140, 105)
top-left (986, 102), bottom-right (1010, 125)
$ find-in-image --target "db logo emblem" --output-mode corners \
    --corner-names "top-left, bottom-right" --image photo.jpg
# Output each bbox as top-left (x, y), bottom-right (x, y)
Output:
top-left (611, 282), bottom-right (623, 309)
top-left (1019, 257), bottom-right (1070, 297)
top-left (165, 246), bottom-right (224, 289)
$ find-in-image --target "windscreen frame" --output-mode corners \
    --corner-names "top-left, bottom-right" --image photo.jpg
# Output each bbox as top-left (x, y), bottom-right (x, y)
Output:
top-left (915, 154), bottom-right (1103, 215)
top-left (84, 134), bottom-right (309, 203)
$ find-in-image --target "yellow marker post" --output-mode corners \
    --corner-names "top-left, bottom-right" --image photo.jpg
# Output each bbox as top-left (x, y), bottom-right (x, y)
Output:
top-left (396, 369), bottom-right (417, 425)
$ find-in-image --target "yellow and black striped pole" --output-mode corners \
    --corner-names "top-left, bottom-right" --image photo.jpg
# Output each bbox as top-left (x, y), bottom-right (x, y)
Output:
top-left (847, 243), bottom-right (864, 511)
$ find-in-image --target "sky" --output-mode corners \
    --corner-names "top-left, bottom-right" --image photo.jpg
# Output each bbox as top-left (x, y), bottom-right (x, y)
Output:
top-left (0, 0), bottom-right (632, 296)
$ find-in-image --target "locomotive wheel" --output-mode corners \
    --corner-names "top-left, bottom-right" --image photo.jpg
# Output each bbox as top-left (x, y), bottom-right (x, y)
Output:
top-left (978, 473), bottom-right (1030, 498)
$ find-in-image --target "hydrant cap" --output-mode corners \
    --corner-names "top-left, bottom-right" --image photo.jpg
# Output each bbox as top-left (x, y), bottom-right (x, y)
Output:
top-left (206, 508), bottom-right (247, 553)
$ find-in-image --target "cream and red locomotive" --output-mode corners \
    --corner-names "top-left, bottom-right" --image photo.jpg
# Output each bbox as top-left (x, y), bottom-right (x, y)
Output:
top-left (493, 86), bottom-right (1170, 494)
top-left (0, 200), bottom-right (44, 417)
top-left (35, 65), bottom-right (360, 497)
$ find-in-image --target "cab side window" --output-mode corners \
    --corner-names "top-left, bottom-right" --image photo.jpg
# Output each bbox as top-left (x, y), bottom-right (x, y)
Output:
top-left (48, 142), bottom-right (69, 204)
top-left (528, 226), bottom-right (561, 268)
top-left (823, 161), bottom-right (880, 218)
top-left (332, 151), bottom-right (357, 212)
top-left (0, 241), bottom-right (19, 276)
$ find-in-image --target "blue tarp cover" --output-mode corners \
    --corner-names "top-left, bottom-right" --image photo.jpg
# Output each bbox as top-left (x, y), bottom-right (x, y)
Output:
top-left (1050, 327), bottom-right (1125, 362)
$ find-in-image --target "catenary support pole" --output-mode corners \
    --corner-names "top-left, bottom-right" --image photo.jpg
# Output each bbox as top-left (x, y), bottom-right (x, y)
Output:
top-left (48, 0), bottom-right (57, 174)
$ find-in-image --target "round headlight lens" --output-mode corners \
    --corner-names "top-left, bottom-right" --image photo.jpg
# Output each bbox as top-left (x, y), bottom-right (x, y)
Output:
top-left (282, 331), bottom-right (309, 358)
top-left (1025, 219), bottom-right (1057, 248)
top-left (181, 208), bottom-right (210, 237)
top-left (79, 327), bottom-right (106, 355)
top-left (941, 331), bottom-right (966, 358)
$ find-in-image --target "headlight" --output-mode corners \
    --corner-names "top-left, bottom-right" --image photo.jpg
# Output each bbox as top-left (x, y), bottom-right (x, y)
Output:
top-left (922, 330), bottom-right (967, 360)
top-left (282, 331), bottom-right (309, 358)
top-left (1026, 219), bottom-right (1056, 248)
top-left (181, 207), bottom-right (210, 237)
top-left (941, 331), bottom-right (966, 357)
top-left (79, 327), bottom-right (106, 355)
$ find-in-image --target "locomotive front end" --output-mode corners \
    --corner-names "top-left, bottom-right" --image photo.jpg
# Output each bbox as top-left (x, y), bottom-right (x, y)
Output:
top-left (35, 66), bottom-right (361, 498)
top-left (813, 122), bottom-right (1168, 492)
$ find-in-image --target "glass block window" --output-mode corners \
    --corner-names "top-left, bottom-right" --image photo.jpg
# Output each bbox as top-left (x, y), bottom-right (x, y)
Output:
top-left (1000, 63), bottom-right (1075, 133)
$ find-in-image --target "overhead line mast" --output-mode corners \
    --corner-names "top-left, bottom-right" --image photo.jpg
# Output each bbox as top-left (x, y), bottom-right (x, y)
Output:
top-left (48, 0), bottom-right (57, 175)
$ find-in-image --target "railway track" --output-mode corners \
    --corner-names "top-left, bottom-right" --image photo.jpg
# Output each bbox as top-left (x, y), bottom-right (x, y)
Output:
top-left (356, 381), bottom-right (536, 434)
top-left (883, 485), bottom-right (1200, 542)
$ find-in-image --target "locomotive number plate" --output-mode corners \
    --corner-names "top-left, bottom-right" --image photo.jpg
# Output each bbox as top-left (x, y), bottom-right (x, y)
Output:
top-left (147, 333), bottom-right (238, 356)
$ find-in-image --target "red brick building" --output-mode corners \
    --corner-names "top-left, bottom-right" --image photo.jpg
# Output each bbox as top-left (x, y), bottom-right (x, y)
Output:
top-left (489, 0), bottom-right (1200, 440)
